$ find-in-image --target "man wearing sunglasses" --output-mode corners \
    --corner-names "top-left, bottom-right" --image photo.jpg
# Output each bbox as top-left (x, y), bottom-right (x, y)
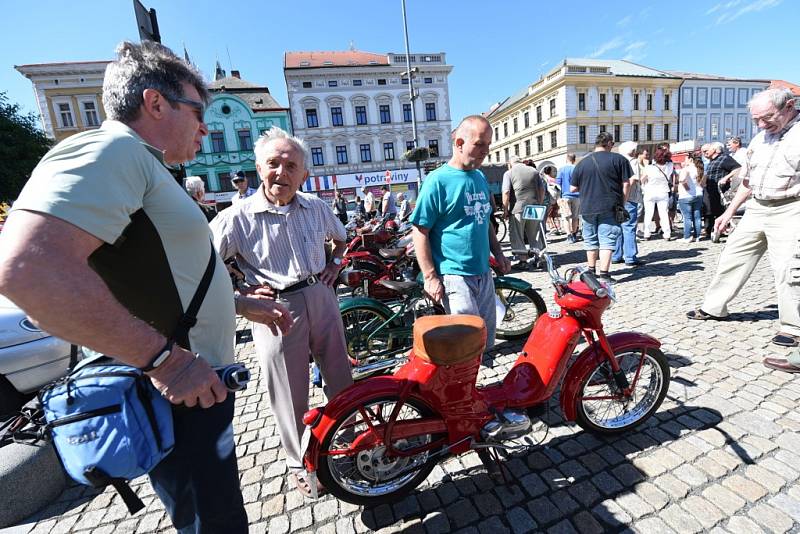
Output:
top-left (688, 89), bottom-right (800, 367)
top-left (0, 41), bottom-right (291, 532)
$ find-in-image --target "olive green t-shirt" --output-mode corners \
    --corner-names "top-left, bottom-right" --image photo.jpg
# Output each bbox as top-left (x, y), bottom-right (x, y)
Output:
top-left (13, 120), bottom-right (235, 366)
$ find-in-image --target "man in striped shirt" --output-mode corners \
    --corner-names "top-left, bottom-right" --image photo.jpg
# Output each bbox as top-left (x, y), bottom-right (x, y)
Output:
top-left (210, 128), bottom-right (352, 497)
top-left (687, 88), bottom-right (800, 364)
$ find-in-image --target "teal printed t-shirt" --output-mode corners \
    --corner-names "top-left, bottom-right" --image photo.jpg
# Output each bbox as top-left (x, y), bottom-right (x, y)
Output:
top-left (410, 164), bottom-right (492, 276)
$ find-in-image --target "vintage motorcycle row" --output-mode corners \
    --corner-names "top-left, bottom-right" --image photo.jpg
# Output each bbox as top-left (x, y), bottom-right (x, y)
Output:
top-left (334, 215), bottom-right (547, 381)
top-left (307, 220), bottom-right (671, 505)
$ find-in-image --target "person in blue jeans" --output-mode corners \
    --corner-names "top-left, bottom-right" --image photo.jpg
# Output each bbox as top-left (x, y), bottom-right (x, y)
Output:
top-left (677, 154), bottom-right (705, 241)
top-left (612, 142), bottom-right (644, 266)
top-left (569, 133), bottom-right (631, 282)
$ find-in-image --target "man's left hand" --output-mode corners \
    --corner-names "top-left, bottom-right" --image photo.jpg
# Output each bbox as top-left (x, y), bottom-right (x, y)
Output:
top-left (496, 255), bottom-right (512, 275)
top-left (320, 260), bottom-right (342, 287)
top-left (236, 296), bottom-right (293, 335)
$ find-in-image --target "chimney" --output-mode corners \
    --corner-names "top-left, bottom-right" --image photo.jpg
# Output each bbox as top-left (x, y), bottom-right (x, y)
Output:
top-left (231, 70), bottom-right (241, 79)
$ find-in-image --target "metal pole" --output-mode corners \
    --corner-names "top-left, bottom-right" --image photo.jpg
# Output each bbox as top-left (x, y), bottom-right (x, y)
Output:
top-left (401, 0), bottom-right (423, 188)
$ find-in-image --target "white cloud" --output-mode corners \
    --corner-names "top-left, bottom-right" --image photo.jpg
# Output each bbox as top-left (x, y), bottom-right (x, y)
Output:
top-left (707, 0), bottom-right (742, 15)
top-left (625, 41), bottom-right (647, 52)
top-left (588, 37), bottom-right (625, 58)
top-left (716, 0), bottom-right (780, 24)
top-left (617, 15), bottom-right (632, 27)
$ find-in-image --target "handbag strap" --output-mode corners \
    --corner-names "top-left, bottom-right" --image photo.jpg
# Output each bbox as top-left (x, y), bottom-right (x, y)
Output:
top-left (655, 164), bottom-right (676, 192)
top-left (172, 241), bottom-right (217, 350)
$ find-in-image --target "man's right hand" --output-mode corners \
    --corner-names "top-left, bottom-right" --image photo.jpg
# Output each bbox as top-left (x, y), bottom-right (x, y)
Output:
top-left (148, 346), bottom-right (227, 408)
top-left (714, 210), bottom-right (734, 235)
top-left (424, 275), bottom-right (445, 304)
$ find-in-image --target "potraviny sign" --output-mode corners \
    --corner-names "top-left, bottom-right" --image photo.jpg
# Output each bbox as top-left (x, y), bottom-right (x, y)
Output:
top-left (301, 168), bottom-right (421, 193)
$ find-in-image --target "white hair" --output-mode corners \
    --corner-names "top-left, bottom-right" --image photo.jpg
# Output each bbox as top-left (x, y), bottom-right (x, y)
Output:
top-left (184, 176), bottom-right (205, 195)
top-left (618, 141), bottom-right (638, 157)
top-left (749, 88), bottom-right (794, 110)
top-left (508, 155), bottom-right (521, 164)
top-left (709, 141), bottom-right (725, 154)
top-left (254, 127), bottom-right (309, 167)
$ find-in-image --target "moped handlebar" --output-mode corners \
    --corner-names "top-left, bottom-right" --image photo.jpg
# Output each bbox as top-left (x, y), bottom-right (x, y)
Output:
top-left (579, 270), bottom-right (608, 298)
top-left (509, 249), bottom-right (609, 299)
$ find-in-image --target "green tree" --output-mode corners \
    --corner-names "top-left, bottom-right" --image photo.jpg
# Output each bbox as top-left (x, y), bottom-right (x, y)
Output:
top-left (0, 91), bottom-right (52, 202)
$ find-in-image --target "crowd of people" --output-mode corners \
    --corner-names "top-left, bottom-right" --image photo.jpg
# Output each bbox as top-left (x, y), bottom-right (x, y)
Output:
top-left (0, 39), bottom-right (797, 532)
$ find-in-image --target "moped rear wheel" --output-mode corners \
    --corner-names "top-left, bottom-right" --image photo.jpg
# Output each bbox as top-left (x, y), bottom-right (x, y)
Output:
top-left (575, 347), bottom-right (669, 435)
top-left (494, 281), bottom-right (547, 339)
top-left (316, 396), bottom-right (444, 506)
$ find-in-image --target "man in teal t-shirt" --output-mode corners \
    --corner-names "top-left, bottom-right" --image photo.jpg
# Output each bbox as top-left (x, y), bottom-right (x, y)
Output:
top-left (410, 115), bottom-right (511, 346)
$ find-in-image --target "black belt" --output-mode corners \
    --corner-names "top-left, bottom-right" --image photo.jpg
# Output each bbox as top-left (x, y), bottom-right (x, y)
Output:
top-left (278, 274), bottom-right (320, 295)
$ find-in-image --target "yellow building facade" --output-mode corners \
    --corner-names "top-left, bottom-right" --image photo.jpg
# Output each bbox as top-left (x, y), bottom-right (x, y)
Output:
top-left (15, 61), bottom-right (110, 143)
top-left (486, 59), bottom-right (682, 169)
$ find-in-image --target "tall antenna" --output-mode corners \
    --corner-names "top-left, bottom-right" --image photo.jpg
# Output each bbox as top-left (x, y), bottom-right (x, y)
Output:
top-left (226, 46), bottom-right (233, 71)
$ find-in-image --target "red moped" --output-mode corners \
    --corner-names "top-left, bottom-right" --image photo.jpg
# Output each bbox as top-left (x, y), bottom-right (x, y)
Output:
top-left (302, 253), bottom-right (670, 505)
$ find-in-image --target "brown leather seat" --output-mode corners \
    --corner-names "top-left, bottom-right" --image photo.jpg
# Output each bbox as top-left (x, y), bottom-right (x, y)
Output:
top-left (413, 315), bottom-right (486, 366)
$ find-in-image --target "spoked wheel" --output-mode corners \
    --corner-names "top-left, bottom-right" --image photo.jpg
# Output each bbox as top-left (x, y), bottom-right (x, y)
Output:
top-left (494, 281), bottom-right (547, 339)
top-left (493, 212), bottom-right (507, 242)
top-left (340, 306), bottom-right (395, 363)
top-left (316, 396), bottom-right (445, 506)
top-left (576, 347), bottom-right (670, 434)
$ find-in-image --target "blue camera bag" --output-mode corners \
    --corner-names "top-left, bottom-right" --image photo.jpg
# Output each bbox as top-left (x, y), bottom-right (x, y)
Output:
top-left (39, 357), bottom-right (174, 513)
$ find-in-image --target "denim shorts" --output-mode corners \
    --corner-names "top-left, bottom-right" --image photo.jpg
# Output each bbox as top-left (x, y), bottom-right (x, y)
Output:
top-left (581, 212), bottom-right (622, 250)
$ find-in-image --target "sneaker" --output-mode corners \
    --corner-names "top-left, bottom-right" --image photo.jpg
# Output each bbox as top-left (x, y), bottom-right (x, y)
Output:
top-left (625, 259), bottom-right (645, 267)
top-left (598, 275), bottom-right (615, 284)
top-left (566, 234), bottom-right (577, 244)
top-left (636, 231), bottom-right (645, 239)
top-left (682, 237), bottom-right (694, 243)
top-left (611, 258), bottom-right (624, 264)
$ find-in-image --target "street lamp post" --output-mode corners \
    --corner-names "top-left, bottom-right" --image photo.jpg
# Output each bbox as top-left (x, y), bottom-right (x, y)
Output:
top-left (401, 0), bottom-right (425, 188)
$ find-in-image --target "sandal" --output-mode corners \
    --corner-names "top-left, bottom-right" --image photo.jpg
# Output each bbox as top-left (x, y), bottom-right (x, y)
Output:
top-left (289, 471), bottom-right (326, 499)
top-left (772, 333), bottom-right (800, 347)
top-left (686, 309), bottom-right (726, 321)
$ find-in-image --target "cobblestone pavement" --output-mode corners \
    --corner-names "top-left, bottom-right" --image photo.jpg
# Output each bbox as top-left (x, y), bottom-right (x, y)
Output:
top-left (5, 231), bottom-right (800, 534)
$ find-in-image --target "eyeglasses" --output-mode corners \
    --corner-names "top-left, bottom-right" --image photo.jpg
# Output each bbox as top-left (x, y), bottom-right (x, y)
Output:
top-left (166, 95), bottom-right (206, 122)
top-left (752, 104), bottom-right (789, 126)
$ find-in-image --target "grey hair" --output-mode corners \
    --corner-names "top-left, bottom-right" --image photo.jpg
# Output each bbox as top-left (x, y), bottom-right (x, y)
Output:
top-left (253, 127), bottom-right (310, 167)
top-left (749, 88), bottom-right (794, 110)
top-left (184, 176), bottom-right (205, 195)
top-left (103, 41), bottom-right (209, 123)
top-left (709, 141), bottom-right (724, 154)
top-left (508, 155), bottom-right (521, 164)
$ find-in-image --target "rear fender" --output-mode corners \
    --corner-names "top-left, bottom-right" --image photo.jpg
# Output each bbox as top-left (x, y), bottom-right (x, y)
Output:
top-left (559, 332), bottom-right (661, 421)
top-left (303, 376), bottom-right (445, 472)
top-left (493, 275), bottom-right (532, 292)
top-left (338, 297), bottom-right (394, 318)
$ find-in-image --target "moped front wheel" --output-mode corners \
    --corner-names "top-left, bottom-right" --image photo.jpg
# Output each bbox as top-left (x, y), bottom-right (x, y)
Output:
top-left (316, 395), bottom-right (444, 506)
top-left (575, 347), bottom-right (669, 435)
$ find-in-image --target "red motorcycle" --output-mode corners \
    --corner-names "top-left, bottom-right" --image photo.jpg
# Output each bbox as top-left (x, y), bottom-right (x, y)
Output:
top-left (302, 253), bottom-right (670, 504)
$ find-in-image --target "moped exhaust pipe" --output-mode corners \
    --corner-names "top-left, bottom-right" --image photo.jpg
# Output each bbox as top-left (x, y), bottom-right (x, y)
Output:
top-left (351, 355), bottom-right (408, 380)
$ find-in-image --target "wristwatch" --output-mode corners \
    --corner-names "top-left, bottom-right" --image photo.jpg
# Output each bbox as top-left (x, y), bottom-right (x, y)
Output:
top-left (332, 257), bottom-right (343, 266)
top-left (142, 339), bottom-right (174, 372)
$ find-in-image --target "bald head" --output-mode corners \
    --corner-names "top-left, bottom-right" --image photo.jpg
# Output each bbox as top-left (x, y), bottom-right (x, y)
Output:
top-left (453, 115), bottom-right (491, 142)
top-left (450, 115), bottom-right (492, 171)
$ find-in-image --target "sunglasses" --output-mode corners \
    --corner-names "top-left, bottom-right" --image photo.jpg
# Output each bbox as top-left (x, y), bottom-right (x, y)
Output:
top-left (166, 95), bottom-right (206, 122)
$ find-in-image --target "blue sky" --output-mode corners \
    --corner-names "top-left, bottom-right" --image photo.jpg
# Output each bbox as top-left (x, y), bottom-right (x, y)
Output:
top-left (2, 0), bottom-right (798, 125)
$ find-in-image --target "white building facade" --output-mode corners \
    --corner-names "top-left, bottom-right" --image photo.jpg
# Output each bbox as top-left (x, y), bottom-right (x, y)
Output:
top-left (673, 73), bottom-right (769, 145)
top-left (486, 59), bottom-right (682, 170)
top-left (284, 50), bottom-right (453, 187)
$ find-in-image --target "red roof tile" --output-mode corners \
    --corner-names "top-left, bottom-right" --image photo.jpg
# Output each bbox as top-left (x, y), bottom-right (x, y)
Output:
top-left (770, 80), bottom-right (800, 96)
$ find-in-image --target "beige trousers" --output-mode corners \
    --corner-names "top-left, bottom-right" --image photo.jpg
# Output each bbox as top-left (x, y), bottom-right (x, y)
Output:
top-left (252, 282), bottom-right (353, 471)
top-left (702, 197), bottom-right (800, 337)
